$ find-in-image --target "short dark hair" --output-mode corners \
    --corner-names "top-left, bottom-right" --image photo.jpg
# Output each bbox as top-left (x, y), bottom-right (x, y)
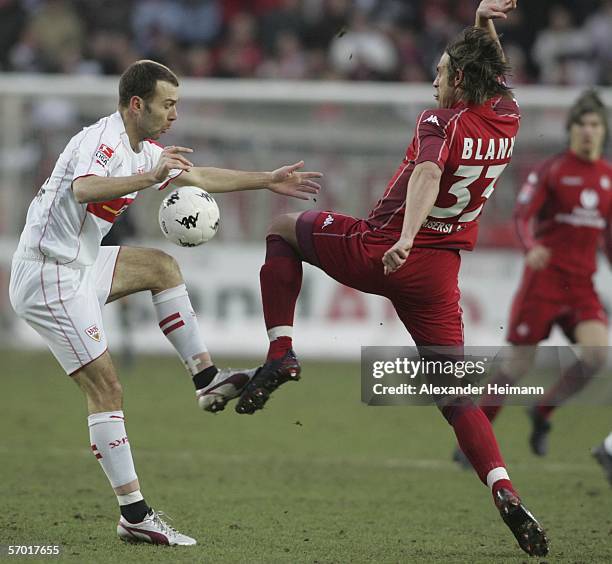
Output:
top-left (566, 89), bottom-right (609, 142)
top-left (445, 27), bottom-right (512, 106)
top-left (118, 60), bottom-right (179, 108)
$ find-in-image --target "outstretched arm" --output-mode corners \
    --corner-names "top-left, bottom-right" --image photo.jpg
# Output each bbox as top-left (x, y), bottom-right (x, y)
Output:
top-left (475, 0), bottom-right (517, 61)
top-left (73, 145), bottom-right (193, 203)
top-left (174, 160), bottom-right (322, 201)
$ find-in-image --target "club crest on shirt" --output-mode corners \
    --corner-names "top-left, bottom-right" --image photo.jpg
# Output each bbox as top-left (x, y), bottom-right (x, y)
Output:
top-left (95, 143), bottom-right (114, 167)
top-left (85, 324), bottom-right (101, 342)
top-left (580, 188), bottom-right (599, 210)
top-left (601, 175), bottom-right (610, 190)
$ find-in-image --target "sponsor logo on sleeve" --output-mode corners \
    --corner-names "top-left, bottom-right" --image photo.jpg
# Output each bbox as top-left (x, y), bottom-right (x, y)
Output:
top-left (95, 143), bottom-right (115, 167)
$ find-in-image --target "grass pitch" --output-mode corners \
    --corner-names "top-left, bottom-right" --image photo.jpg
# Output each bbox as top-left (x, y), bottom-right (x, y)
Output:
top-left (1, 350), bottom-right (611, 563)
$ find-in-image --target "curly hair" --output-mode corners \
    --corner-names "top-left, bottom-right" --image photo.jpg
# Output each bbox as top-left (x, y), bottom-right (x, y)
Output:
top-left (566, 89), bottom-right (609, 143)
top-left (445, 27), bottom-right (512, 106)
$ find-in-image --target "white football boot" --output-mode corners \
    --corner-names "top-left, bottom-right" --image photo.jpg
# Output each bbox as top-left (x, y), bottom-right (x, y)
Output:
top-left (196, 367), bottom-right (259, 413)
top-left (117, 509), bottom-right (196, 546)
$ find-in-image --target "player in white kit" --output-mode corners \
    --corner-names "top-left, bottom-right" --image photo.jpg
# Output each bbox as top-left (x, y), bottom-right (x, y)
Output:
top-left (9, 60), bottom-right (322, 546)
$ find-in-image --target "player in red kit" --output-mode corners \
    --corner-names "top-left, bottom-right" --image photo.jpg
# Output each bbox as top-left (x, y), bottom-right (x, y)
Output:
top-left (233, 0), bottom-right (548, 557)
top-left (454, 91), bottom-right (611, 460)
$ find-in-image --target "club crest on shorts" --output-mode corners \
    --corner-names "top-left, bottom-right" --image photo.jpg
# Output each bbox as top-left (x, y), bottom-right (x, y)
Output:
top-left (85, 324), bottom-right (101, 342)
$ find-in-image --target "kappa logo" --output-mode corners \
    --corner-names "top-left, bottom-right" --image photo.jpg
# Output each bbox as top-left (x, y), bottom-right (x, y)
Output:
top-left (95, 143), bottom-right (114, 167)
top-left (423, 114), bottom-right (440, 127)
top-left (176, 213), bottom-right (199, 229)
top-left (85, 324), bottom-right (101, 342)
top-left (322, 214), bottom-right (334, 229)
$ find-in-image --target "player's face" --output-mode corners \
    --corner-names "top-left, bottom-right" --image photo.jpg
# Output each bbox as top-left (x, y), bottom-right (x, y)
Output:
top-left (140, 81), bottom-right (179, 139)
top-left (433, 53), bottom-right (458, 109)
top-left (570, 112), bottom-right (606, 159)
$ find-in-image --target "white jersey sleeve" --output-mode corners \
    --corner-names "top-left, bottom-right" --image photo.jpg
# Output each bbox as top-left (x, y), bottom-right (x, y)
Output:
top-left (72, 125), bottom-right (122, 181)
top-left (143, 140), bottom-right (184, 190)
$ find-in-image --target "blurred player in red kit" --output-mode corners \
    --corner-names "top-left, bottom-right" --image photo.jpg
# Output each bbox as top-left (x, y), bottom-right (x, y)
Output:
top-left (454, 91), bottom-right (611, 462)
top-left (233, 0), bottom-right (548, 556)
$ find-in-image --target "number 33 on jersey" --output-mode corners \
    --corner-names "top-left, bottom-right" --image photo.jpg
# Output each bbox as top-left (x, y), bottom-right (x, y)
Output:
top-left (367, 95), bottom-right (520, 250)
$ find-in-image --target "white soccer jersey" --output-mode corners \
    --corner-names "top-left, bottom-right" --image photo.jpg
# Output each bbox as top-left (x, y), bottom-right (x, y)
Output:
top-left (16, 111), bottom-right (180, 267)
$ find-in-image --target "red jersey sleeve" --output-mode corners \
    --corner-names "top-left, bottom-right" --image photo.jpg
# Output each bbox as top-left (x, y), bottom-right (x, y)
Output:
top-left (414, 110), bottom-right (452, 171)
top-left (513, 161), bottom-right (553, 251)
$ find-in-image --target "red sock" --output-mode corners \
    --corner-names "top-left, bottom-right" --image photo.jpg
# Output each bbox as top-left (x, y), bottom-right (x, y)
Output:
top-left (442, 398), bottom-right (517, 499)
top-left (491, 479), bottom-right (516, 500)
top-left (536, 360), bottom-right (595, 419)
top-left (260, 235), bottom-right (302, 361)
top-left (479, 371), bottom-right (514, 422)
top-left (268, 336), bottom-right (292, 360)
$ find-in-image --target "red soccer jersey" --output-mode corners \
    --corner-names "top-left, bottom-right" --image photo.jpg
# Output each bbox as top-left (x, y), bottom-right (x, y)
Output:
top-left (366, 95), bottom-right (520, 250)
top-left (514, 150), bottom-right (612, 276)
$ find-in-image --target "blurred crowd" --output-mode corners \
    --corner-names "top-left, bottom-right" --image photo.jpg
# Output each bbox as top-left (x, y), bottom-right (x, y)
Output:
top-left (0, 0), bottom-right (610, 85)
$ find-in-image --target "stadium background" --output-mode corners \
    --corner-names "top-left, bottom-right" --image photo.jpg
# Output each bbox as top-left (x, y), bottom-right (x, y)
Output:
top-left (2, 2), bottom-right (612, 563)
top-left (1, 0), bottom-right (611, 356)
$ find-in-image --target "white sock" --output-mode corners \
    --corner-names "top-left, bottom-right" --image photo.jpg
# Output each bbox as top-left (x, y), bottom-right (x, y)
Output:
top-left (152, 284), bottom-right (207, 375)
top-left (486, 467), bottom-right (510, 490)
top-left (88, 411), bottom-right (138, 489)
top-left (604, 431), bottom-right (612, 456)
top-left (267, 326), bottom-right (293, 341)
top-left (117, 490), bottom-right (144, 506)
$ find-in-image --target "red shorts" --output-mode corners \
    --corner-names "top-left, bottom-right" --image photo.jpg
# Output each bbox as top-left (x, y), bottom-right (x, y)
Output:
top-left (507, 265), bottom-right (607, 344)
top-left (296, 210), bottom-right (464, 346)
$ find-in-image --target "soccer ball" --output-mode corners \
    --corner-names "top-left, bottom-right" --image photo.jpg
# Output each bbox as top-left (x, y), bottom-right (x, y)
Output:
top-left (159, 186), bottom-right (220, 247)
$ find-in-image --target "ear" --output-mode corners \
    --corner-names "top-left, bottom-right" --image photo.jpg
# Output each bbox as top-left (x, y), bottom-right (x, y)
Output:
top-left (453, 69), bottom-right (464, 88)
top-left (129, 96), bottom-right (143, 113)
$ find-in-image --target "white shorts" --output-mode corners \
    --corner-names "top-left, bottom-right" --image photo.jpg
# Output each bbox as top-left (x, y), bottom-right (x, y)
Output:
top-left (9, 246), bottom-right (121, 375)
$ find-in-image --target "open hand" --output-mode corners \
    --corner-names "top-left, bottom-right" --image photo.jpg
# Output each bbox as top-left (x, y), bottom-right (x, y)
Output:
top-left (477, 0), bottom-right (517, 20)
top-left (269, 161), bottom-right (322, 200)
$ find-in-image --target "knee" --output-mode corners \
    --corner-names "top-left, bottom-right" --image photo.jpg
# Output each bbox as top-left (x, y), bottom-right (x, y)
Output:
top-left (153, 250), bottom-right (183, 287)
top-left (581, 348), bottom-right (608, 373)
top-left (267, 214), bottom-right (296, 239)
